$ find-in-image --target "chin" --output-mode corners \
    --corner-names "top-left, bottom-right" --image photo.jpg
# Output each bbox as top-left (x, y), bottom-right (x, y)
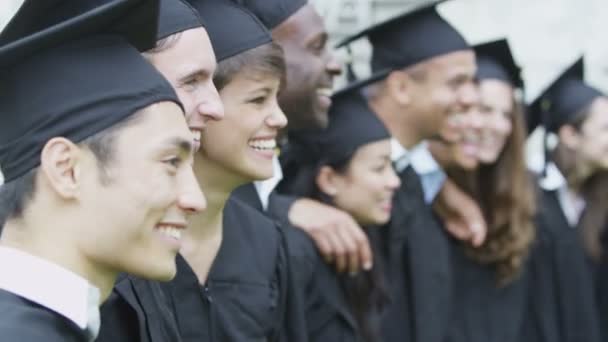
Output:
top-left (132, 263), bottom-right (177, 282)
top-left (241, 167), bottom-right (274, 182)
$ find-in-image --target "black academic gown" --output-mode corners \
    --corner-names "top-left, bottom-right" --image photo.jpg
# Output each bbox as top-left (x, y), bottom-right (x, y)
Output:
top-left (97, 198), bottom-right (291, 342)
top-left (378, 165), bottom-right (452, 342)
top-left (444, 238), bottom-right (528, 342)
top-left (97, 274), bottom-right (182, 342)
top-left (521, 188), bottom-right (601, 342)
top-left (0, 289), bottom-right (88, 342)
top-left (162, 197), bottom-right (291, 342)
top-left (281, 223), bottom-right (367, 342)
top-left (595, 227), bottom-right (608, 342)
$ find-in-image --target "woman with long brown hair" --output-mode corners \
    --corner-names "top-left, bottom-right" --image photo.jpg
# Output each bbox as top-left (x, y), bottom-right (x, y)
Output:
top-left (528, 56), bottom-right (607, 341)
top-left (429, 40), bottom-right (600, 342)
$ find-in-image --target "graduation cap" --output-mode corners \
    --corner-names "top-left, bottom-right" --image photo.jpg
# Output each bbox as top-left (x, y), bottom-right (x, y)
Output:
top-left (0, 0), bottom-right (181, 182)
top-left (287, 88), bottom-right (390, 166)
top-left (0, 0), bottom-right (160, 58)
top-left (187, 0), bottom-right (271, 61)
top-left (231, 0), bottom-right (307, 30)
top-left (335, 0), bottom-right (469, 85)
top-left (157, 0), bottom-right (204, 41)
top-left (528, 57), bottom-right (603, 134)
top-left (474, 38), bottom-right (524, 89)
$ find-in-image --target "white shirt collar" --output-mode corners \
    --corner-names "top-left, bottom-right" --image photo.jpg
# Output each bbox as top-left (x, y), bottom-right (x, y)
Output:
top-left (253, 155), bottom-right (283, 210)
top-left (0, 246), bottom-right (100, 339)
top-left (410, 142), bottom-right (446, 204)
top-left (390, 138), bottom-right (410, 173)
top-left (537, 162), bottom-right (586, 227)
top-left (410, 142), bottom-right (442, 175)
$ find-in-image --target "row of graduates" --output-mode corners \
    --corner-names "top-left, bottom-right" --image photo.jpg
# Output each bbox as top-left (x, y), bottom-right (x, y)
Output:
top-left (0, 0), bottom-right (607, 341)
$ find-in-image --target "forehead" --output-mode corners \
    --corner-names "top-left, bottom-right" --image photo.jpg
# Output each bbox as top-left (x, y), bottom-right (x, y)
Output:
top-left (427, 50), bottom-right (476, 78)
top-left (275, 4), bottom-right (325, 41)
top-left (586, 97), bottom-right (608, 125)
top-left (116, 102), bottom-right (191, 146)
top-left (479, 79), bottom-right (513, 107)
top-left (156, 27), bottom-right (217, 72)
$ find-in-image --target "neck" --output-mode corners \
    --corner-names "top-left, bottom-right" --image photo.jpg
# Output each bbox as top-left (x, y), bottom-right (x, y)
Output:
top-left (1, 219), bottom-right (115, 302)
top-left (427, 140), bottom-right (453, 169)
top-left (553, 147), bottom-right (594, 195)
top-left (369, 97), bottom-right (420, 149)
top-left (181, 153), bottom-right (242, 284)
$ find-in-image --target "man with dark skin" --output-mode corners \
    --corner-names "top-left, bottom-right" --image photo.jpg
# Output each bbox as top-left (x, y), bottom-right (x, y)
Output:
top-left (236, 0), bottom-right (486, 276)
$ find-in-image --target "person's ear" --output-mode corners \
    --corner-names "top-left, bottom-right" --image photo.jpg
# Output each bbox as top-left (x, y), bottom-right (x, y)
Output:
top-left (39, 137), bottom-right (84, 200)
top-left (315, 165), bottom-right (341, 197)
top-left (385, 70), bottom-right (413, 106)
top-left (558, 124), bottom-right (581, 150)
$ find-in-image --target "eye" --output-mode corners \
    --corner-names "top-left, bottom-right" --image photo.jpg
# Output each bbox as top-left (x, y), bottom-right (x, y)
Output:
top-left (163, 157), bottom-right (183, 168)
top-left (248, 95), bottom-right (268, 105)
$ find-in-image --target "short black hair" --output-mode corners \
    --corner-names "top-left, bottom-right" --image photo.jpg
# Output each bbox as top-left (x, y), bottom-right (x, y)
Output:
top-left (0, 108), bottom-right (145, 226)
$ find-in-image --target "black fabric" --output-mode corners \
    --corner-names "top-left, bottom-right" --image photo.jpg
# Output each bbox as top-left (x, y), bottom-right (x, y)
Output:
top-left (281, 223), bottom-right (363, 342)
top-left (286, 88), bottom-right (390, 167)
top-left (527, 57), bottom-right (603, 133)
top-left (97, 274), bottom-right (182, 342)
top-left (187, 0), bottom-right (271, 61)
top-left (233, 0), bottom-right (307, 30)
top-left (156, 0), bottom-right (203, 40)
top-left (0, 289), bottom-right (87, 342)
top-left (474, 38), bottom-right (523, 89)
top-left (595, 226), bottom-right (608, 341)
top-left (0, 36), bottom-right (180, 182)
top-left (523, 188), bottom-right (601, 342)
top-left (230, 183), bottom-right (264, 212)
top-left (159, 198), bottom-right (293, 341)
top-left (377, 165), bottom-right (452, 342)
top-left (444, 238), bottom-right (528, 342)
top-left (336, 0), bottom-right (468, 79)
top-left (0, 0), bottom-right (160, 59)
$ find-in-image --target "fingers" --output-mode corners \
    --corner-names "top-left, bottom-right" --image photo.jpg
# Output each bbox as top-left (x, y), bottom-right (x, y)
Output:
top-left (352, 227), bottom-right (373, 272)
top-left (325, 229), bottom-right (347, 273)
top-left (445, 220), bottom-right (472, 241)
top-left (310, 230), bottom-right (335, 264)
top-left (469, 222), bottom-right (487, 247)
top-left (333, 222), bottom-right (362, 274)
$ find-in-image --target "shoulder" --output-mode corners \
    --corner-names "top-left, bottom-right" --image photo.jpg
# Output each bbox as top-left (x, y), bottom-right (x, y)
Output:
top-left (0, 291), bottom-right (84, 341)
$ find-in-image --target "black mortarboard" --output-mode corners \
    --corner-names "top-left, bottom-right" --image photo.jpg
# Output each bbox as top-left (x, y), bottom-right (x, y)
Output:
top-left (187, 0), bottom-right (271, 61)
top-left (474, 38), bottom-right (524, 89)
top-left (336, 0), bottom-right (469, 85)
top-left (232, 0), bottom-right (307, 30)
top-left (0, 0), bottom-right (181, 182)
top-left (288, 88), bottom-right (390, 165)
top-left (157, 0), bottom-right (204, 41)
top-left (528, 57), bottom-right (603, 133)
top-left (0, 0), bottom-right (160, 57)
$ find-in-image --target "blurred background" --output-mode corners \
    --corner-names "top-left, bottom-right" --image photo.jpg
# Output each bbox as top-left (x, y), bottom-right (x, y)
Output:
top-left (2, 0), bottom-right (607, 183)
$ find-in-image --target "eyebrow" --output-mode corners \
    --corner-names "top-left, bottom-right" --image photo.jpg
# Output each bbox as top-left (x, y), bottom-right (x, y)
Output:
top-left (178, 67), bottom-right (212, 83)
top-left (164, 137), bottom-right (193, 155)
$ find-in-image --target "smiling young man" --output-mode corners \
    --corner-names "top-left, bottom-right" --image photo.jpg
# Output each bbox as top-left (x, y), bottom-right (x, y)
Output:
top-left (0, 0), bottom-right (205, 341)
top-left (333, 2), bottom-right (483, 341)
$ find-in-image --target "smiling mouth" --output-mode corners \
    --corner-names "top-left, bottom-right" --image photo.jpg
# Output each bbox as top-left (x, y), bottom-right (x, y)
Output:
top-left (156, 224), bottom-right (184, 241)
top-left (248, 138), bottom-right (276, 152)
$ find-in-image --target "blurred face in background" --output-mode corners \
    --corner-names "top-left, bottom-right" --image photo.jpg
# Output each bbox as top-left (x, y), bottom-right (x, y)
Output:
top-left (317, 139), bottom-right (401, 226)
top-left (477, 79), bottom-right (514, 164)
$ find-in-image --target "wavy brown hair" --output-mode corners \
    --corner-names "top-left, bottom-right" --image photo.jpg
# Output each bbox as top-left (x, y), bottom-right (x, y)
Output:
top-left (551, 103), bottom-right (608, 262)
top-left (447, 98), bottom-right (537, 286)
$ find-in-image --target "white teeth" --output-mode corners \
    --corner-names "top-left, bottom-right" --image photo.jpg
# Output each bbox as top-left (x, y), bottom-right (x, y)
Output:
top-left (317, 88), bottom-right (333, 97)
top-left (248, 139), bottom-right (276, 151)
top-left (157, 225), bottom-right (182, 240)
top-left (191, 130), bottom-right (201, 142)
